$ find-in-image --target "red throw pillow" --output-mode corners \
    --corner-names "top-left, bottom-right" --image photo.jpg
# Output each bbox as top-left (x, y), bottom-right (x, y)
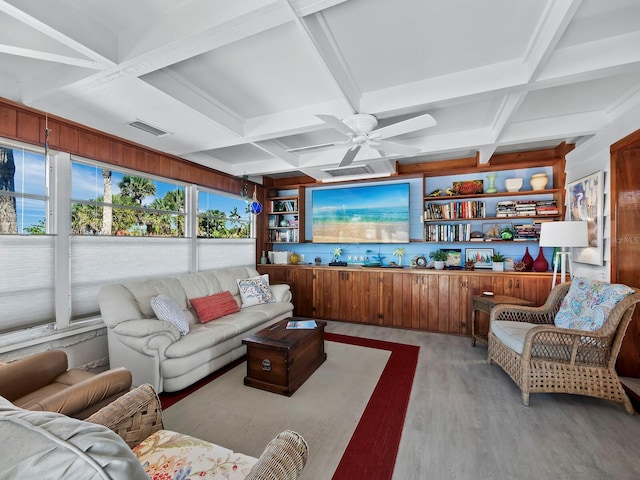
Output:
top-left (190, 291), bottom-right (240, 323)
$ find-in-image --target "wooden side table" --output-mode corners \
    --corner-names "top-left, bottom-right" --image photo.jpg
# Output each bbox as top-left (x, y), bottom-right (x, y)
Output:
top-left (471, 294), bottom-right (533, 346)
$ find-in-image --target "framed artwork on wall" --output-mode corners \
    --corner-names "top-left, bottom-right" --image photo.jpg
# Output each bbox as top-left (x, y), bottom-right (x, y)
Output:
top-left (465, 248), bottom-right (494, 269)
top-left (443, 248), bottom-right (462, 268)
top-left (567, 171), bottom-right (604, 266)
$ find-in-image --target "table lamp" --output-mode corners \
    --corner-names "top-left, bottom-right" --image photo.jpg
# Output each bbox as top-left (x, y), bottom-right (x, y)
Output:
top-left (539, 221), bottom-right (589, 288)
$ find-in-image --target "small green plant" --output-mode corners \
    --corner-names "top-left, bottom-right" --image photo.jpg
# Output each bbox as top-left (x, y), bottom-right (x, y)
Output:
top-left (491, 252), bottom-right (506, 262)
top-left (429, 249), bottom-right (449, 262)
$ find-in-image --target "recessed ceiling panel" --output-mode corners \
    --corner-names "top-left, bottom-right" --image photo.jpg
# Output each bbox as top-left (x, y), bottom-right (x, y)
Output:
top-left (166, 21), bottom-right (341, 119)
top-left (320, 0), bottom-right (546, 92)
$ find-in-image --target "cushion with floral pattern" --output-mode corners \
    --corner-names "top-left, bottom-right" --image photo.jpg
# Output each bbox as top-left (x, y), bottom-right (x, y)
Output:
top-left (236, 274), bottom-right (274, 308)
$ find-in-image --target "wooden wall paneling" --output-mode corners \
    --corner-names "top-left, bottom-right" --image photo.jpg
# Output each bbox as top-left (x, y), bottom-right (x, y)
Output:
top-left (0, 104), bottom-right (17, 138)
top-left (94, 135), bottom-right (112, 162)
top-left (110, 141), bottom-right (124, 167)
top-left (16, 111), bottom-right (40, 144)
top-left (368, 272), bottom-right (380, 325)
top-left (52, 122), bottom-right (79, 153)
top-left (78, 131), bottom-right (97, 159)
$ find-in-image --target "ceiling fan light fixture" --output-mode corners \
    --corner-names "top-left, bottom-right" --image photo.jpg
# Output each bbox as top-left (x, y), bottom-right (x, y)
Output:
top-left (343, 114), bottom-right (378, 134)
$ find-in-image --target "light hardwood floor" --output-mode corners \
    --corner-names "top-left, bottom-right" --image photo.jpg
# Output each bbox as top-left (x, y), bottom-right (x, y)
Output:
top-left (324, 321), bottom-right (640, 480)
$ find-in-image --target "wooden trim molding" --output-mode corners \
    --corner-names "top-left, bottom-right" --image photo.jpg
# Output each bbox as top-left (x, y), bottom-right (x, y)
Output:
top-left (0, 97), bottom-right (254, 197)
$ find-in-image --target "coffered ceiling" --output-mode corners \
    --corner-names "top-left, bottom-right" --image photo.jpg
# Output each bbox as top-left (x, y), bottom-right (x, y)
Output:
top-left (1, 0), bottom-right (639, 182)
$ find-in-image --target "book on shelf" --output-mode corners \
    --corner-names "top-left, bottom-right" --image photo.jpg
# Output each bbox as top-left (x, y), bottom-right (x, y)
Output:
top-left (286, 319), bottom-right (317, 329)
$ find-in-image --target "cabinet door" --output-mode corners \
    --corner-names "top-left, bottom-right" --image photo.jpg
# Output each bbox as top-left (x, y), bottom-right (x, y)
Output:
top-left (292, 268), bottom-right (314, 318)
top-left (312, 269), bottom-right (341, 320)
top-left (496, 274), bottom-right (552, 305)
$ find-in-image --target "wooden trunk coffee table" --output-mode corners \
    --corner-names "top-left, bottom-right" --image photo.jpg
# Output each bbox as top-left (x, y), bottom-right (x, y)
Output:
top-left (242, 318), bottom-right (327, 396)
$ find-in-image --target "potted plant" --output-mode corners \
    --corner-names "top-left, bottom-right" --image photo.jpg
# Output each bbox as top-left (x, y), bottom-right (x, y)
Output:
top-left (429, 249), bottom-right (449, 270)
top-left (491, 252), bottom-right (506, 271)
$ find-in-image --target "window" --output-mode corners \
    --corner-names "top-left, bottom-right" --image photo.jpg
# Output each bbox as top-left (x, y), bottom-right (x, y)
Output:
top-left (71, 162), bottom-right (186, 237)
top-left (0, 145), bottom-right (47, 234)
top-left (198, 189), bottom-right (250, 238)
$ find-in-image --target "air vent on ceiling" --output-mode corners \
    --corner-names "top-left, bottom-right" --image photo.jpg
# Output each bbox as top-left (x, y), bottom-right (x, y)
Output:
top-left (127, 120), bottom-right (172, 137)
top-left (323, 164), bottom-right (374, 177)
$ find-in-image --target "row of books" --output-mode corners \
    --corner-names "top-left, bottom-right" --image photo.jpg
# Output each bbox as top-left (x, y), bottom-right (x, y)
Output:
top-left (271, 200), bottom-right (297, 212)
top-left (495, 200), bottom-right (558, 217)
top-left (425, 223), bottom-right (473, 242)
top-left (423, 201), bottom-right (487, 220)
top-left (269, 229), bottom-right (299, 242)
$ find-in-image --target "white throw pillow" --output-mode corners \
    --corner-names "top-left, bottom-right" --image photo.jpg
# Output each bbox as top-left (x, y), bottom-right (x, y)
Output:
top-left (150, 294), bottom-right (189, 335)
top-left (237, 274), bottom-right (274, 308)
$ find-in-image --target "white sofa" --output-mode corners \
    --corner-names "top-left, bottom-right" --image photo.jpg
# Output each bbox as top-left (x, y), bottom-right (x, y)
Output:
top-left (99, 266), bottom-right (293, 393)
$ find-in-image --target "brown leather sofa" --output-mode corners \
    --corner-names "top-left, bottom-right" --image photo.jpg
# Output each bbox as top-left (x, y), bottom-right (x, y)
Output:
top-left (0, 349), bottom-right (132, 419)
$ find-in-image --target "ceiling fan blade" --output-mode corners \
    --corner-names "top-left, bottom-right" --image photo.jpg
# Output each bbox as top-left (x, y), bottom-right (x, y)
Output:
top-left (286, 140), bottom-right (350, 153)
top-left (317, 114), bottom-right (356, 137)
top-left (377, 140), bottom-right (421, 156)
top-left (372, 113), bottom-right (437, 140)
top-left (339, 145), bottom-right (361, 167)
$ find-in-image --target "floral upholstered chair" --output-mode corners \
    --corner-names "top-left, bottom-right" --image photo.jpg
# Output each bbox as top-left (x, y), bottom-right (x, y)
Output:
top-left (487, 277), bottom-right (640, 413)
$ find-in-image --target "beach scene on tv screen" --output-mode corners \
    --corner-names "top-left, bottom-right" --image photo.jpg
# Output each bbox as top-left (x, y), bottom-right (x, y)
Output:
top-left (312, 183), bottom-right (410, 243)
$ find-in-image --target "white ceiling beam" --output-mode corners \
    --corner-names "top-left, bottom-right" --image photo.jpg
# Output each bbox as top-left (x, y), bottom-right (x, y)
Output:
top-left (290, 0), bottom-right (349, 17)
top-left (499, 111), bottom-right (606, 145)
top-left (0, 44), bottom-right (107, 70)
top-left (252, 140), bottom-right (302, 168)
top-left (522, 0), bottom-right (583, 80)
top-left (477, 146), bottom-right (497, 165)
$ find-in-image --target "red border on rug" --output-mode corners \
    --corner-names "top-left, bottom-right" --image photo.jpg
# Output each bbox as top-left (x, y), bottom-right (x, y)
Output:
top-left (159, 332), bottom-right (419, 480)
top-left (326, 332), bottom-right (419, 480)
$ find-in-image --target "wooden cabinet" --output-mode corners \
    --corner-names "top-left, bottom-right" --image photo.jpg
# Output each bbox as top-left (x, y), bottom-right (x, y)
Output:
top-left (258, 265), bottom-right (553, 336)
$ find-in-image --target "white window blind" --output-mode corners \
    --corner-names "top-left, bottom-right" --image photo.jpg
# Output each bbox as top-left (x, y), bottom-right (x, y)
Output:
top-left (70, 236), bottom-right (191, 318)
top-left (197, 238), bottom-right (256, 271)
top-left (0, 236), bottom-right (55, 332)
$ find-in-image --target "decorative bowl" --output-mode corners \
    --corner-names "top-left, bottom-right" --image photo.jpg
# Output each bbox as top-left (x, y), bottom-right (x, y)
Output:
top-left (505, 177), bottom-right (523, 192)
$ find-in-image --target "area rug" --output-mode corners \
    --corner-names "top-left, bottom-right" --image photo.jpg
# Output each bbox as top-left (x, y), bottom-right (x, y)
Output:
top-left (160, 333), bottom-right (419, 480)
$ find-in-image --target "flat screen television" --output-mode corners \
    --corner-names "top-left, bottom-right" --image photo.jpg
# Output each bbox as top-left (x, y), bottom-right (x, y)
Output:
top-left (311, 183), bottom-right (410, 243)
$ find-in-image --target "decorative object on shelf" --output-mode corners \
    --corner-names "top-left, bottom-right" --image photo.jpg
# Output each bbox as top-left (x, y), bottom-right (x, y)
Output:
top-left (538, 221), bottom-right (589, 287)
top-left (568, 171), bottom-right (604, 266)
top-left (445, 187), bottom-right (455, 196)
top-left (529, 172), bottom-right (549, 191)
top-left (429, 249), bottom-right (449, 270)
top-left (504, 177), bottom-right (523, 192)
top-left (491, 252), bottom-right (506, 272)
top-left (443, 249), bottom-right (462, 267)
top-left (414, 256), bottom-right (427, 268)
top-left (429, 188), bottom-right (442, 197)
top-left (289, 252), bottom-right (301, 265)
top-left (393, 247), bottom-right (406, 266)
top-left (365, 249), bottom-right (385, 266)
top-left (533, 248), bottom-right (549, 272)
top-left (249, 187), bottom-right (263, 215)
top-left (279, 219), bottom-right (289, 227)
top-left (485, 174), bottom-right (498, 194)
top-left (504, 257), bottom-right (515, 270)
top-left (484, 224), bottom-right (501, 240)
top-left (314, 256), bottom-right (322, 266)
top-left (514, 260), bottom-right (526, 272)
top-left (331, 247), bottom-right (342, 262)
top-left (521, 246), bottom-right (534, 271)
top-left (465, 248), bottom-right (494, 269)
top-left (241, 175), bottom-right (249, 199)
top-left (465, 260), bottom-right (475, 270)
top-left (452, 180), bottom-right (483, 195)
top-left (260, 251), bottom-right (267, 265)
top-left (500, 227), bottom-right (514, 241)
top-left (470, 231), bottom-right (484, 241)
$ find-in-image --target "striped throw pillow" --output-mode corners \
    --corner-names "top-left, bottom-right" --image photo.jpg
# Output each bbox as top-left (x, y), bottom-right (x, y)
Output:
top-left (150, 295), bottom-right (189, 335)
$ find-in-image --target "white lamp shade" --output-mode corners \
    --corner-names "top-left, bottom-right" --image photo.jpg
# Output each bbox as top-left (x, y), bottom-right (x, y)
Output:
top-left (539, 221), bottom-right (589, 247)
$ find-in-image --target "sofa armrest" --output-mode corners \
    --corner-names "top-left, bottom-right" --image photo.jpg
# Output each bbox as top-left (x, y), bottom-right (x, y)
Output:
top-left (0, 350), bottom-right (68, 401)
top-left (86, 384), bottom-right (164, 448)
top-left (270, 284), bottom-right (292, 303)
top-left (245, 430), bottom-right (308, 480)
top-left (113, 318), bottom-right (181, 340)
top-left (34, 367), bottom-right (133, 419)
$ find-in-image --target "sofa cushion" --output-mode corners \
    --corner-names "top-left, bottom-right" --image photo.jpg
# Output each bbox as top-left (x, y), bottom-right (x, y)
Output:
top-left (237, 274), bottom-right (274, 307)
top-left (491, 320), bottom-right (538, 355)
top-left (190, 291), bottom-right (240, 323)
top-left (0, 396), bottom-right (148, 479)
top-left (124, 277), bottom-right (188, 318)
top-left (134, 429), bottom-right (257, 479)
top-left (554, 277), bottom-right (635, 331)
top-left (151, 294), bottom-right (190, 335)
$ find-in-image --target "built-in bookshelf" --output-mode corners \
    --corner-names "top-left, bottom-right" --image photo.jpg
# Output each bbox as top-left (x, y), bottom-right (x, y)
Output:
top-left (266, 188), bottom-right (305, 244)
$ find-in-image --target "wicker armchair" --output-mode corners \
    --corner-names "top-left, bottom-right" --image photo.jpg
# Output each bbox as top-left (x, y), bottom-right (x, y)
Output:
top-left (488, 281), bottom-right (640, 414)
top-left (87, 384), bottom-right (308, 479)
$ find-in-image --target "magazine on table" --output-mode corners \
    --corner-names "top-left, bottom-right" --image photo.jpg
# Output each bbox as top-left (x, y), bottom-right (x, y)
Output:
top-left (286, 320), bottom-right (317, 329)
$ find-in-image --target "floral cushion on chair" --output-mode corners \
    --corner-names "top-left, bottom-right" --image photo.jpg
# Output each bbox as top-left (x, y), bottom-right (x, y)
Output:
top-left (554, 277), bottom-right (634, 331)
top-left (133, 429), bottom-right (257, 480)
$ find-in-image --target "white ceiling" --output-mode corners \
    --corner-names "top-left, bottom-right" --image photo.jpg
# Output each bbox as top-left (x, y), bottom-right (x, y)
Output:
top-left (1, 0), bottom-right (639, 182)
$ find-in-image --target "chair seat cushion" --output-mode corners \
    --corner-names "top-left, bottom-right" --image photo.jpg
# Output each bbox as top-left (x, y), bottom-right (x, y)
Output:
top-left (554, 277), bottom-right (635, 331)
top-left (133, 429), bottom-right (257, 479)
top-left (491, 321), bottom-right (537, 355)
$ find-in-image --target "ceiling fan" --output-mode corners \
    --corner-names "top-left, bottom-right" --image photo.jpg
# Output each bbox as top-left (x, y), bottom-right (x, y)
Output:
top-left (287, 112), bottom-right (436, 167)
